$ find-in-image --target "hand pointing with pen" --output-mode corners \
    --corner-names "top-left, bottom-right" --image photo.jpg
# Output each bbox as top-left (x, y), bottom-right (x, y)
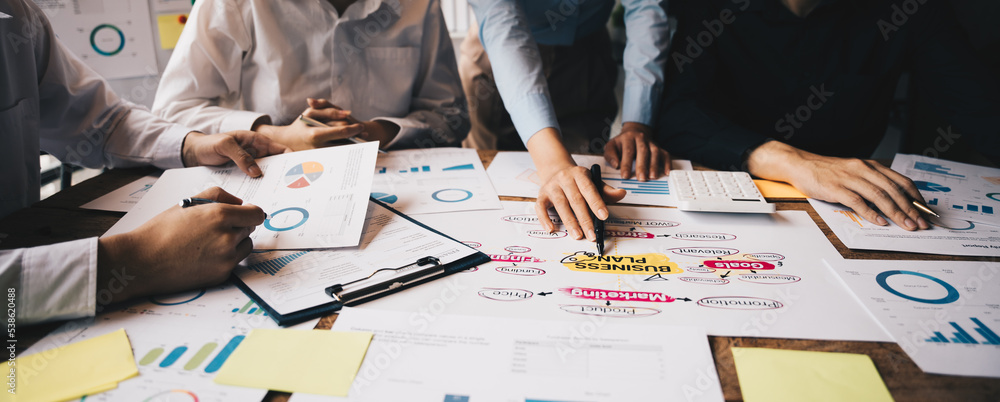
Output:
top-left (96, 187), bottom-right (266, 304)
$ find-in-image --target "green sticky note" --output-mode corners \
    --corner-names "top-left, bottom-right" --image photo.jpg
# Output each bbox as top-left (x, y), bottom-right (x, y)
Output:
top-left (2, 328), bottom-right (137, 402)
top-left (732, 347), bottom-right (894, 402)
top-left (213, 329), bottom-right (373, 397)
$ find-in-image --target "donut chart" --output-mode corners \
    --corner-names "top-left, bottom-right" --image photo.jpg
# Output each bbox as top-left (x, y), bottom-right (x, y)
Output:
top-left (876, 270), bottom-right (960, 304)
top-left (90, 24), bottom-right (126, 56)
top-left (432, 188), bottom-right (473, 203)
top-left (264, 207), bottom-right (309, 232)
top-left (284, 162), bottom-right (324, 189)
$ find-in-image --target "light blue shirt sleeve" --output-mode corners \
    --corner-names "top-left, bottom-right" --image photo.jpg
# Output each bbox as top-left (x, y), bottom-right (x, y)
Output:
top-left (621, 0), bottom-right (670, 128)
top-left (469, 0), bottom-right (560, 144)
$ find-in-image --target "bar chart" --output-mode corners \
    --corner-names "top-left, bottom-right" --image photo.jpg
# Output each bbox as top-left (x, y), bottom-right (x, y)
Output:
top-left (924, 318), bottom-right (1000, 346)
top-left (247, 251), bottom-right (309, 275)
top-left (137, 335), bottom-right (246, 373)
top-left (231, 300), bottom-right (268, 316)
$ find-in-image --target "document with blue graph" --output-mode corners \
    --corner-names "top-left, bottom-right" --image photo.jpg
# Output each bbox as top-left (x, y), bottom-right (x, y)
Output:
top-left (486, 152), bottom-right (693, 206)
top-left (826, 259), bottom-right (1000, 378)
top-left (892, 154), bottom-right (1000, 227)
top-left (104, 142), bottom-right (379, 250)
top-left (371, 148), bottom-right (501, 215)
top-left (22, 284), bottom-right (319, 402)
top-left (234, 200), bottom-right (483, 323)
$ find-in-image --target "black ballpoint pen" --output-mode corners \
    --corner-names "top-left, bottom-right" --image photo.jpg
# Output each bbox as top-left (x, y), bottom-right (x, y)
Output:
top-left (590, 164), bottom-right (606, 256)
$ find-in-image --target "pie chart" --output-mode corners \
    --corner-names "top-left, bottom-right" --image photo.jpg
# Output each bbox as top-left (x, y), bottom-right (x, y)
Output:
top-left (285, 162), bottom-right (323, 189)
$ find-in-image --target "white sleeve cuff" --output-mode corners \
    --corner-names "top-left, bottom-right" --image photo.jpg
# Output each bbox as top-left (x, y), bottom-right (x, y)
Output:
top-left (152, 124), bottom-right (192, 170)
top-left (220, 110), bottom-right (269, 133)
top-left (20, 238), bottom-right (98, 325)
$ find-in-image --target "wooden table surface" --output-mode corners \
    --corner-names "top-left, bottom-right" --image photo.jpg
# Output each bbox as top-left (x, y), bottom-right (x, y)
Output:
top-left (4, 150), bottom-right (999, 401)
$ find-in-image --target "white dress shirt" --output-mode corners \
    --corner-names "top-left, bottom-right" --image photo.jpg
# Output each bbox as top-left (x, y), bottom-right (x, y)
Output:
top-left (0, 0), bottom-right (189, 324)
top-left (153, 0), bottom-right (469, 149)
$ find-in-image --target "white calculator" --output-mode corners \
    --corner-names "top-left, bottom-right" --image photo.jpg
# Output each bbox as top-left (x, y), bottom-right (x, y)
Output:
top-left (669, 171), bottom-right (776, 213)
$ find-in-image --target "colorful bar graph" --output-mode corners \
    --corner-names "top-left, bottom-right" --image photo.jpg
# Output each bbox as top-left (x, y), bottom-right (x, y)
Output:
top-left (927, 198), bottom-right (938, 206)
top-left (949, 322), bottom-right (979, 344)
top-left (183, 342), bottom-right (218, 370)
top-left (232, 300), bottom-right (267, 316)
top-left (972, 318), bottom-right (1000, 345)
top-left (139, 347), bottom-right (164, 366)
top-left (159, 346), bottom-right (188, 367)
top-left (204, 335), bottom-right (245, 373)
top-left (377, 167), bottom-right (386, 174)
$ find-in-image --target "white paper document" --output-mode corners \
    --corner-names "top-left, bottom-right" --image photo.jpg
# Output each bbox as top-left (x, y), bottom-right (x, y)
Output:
top-left (104, 143), bottom-right (379, 250)
top-left (81, 175), bottom-right (158, 212)
top-left (891, 154), bottom-right (1000, 227)
top-left (825, 259), bottom-right (1000, 378)
top-left (33, 0), bottom-right (159, 80)
top-left (236, 200), bottom-right (480, 316)
top-left (353, 201), bottom-right (889, 342)
top-left (372, 148), bottom-right (501, 215)
top-left (486, 151), bottom-right (693, 206)
top-left (809, 198), bottom-right (1000, 257)
top-left (290, 308), bottom-right (724, 402)
top-left (24, 283), bottom-right (319, 402)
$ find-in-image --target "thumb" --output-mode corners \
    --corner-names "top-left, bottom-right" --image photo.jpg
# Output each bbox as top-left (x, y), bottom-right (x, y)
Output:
top-left (602, 184), bottom-right (627, 203)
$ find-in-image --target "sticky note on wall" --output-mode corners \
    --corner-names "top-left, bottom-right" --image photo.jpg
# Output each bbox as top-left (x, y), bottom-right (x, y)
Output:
top-left (156, 13), bottom-right (188, 50)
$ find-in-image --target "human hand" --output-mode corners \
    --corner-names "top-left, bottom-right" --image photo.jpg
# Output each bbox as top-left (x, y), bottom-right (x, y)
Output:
top-left (604, 122), bottom-right (671, 181)
top-left (96, 187), bottom-right (266, 303)
top-left (256, 99), bottom-right (366, 151)
top-left (528, 128), bottom-right (627, 241)
top-left (182, 131), bottom-right (290, 177)
top-left (306, 98), bottom-right (398, 150)
top-left (748, 141), bottom-right (930, 231)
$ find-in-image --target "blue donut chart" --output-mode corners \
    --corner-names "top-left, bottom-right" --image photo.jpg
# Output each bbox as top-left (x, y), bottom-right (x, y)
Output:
top-left (432, 188), bottom-right (473, 203)
top-left (876, 270), bottom-right (960, 305)
top-left (264, 207), bottom-right (309, 231)
top-left (90, 24), bottom-right (125, 56)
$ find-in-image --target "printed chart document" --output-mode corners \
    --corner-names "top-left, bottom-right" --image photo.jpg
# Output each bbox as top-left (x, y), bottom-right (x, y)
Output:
top-left (23, 284), bottom-right (320, 402)
top-left (809, 199), bottom-right (1000, 257)
top-left (81, 175), bottom-right (158, 212)
top-left (289, 308), bottom-right (724, 402)
top-left (372, 148), bottom-right (501, 215)
top-left (825, 259), bottom-right (1000, 378)
top-left (891, 154), bottom-right (1000, 227)
top-left (105, 143), bottom-right (379, 250)
top-left (33, 0), bottom-right (159, 80)
top-left (236, 200), bottom-right (480, 316)
top-left (357, 201), bottom-right (890, 342)
top-left (486, 151), bottom-right (692, 206)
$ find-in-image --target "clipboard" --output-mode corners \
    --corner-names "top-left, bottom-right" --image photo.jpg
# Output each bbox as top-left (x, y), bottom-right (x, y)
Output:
top-left (231, 197), bottom-right (491, 326)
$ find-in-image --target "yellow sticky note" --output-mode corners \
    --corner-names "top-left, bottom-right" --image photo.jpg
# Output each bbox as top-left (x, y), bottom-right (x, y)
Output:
top-left (732, 347), bottom-right (894, 402)
top-left (214, 329), bottom-right (373, 397)
top-left (753, 179), bottom-right (807, 199)
top-left (3, 328), bottom-right (137, 402)
top-left (156, 14), bottom-right (188, 50)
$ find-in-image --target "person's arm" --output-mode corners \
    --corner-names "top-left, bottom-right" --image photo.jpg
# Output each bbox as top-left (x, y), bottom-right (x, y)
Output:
top-left (367, 0), bottom-right (470, 149)
top-left (657, 1), bottom-right (928, 231)
top-left (604, 0), bottom-right (672, 180)
top-left (151, 0), bottom-right (263, 135)
top-left (469, 0), bottom-right (623, 241)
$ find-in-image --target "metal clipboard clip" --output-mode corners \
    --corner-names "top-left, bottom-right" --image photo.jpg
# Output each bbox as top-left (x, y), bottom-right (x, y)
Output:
top-left (325, 256), bottom-right (442, 305)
